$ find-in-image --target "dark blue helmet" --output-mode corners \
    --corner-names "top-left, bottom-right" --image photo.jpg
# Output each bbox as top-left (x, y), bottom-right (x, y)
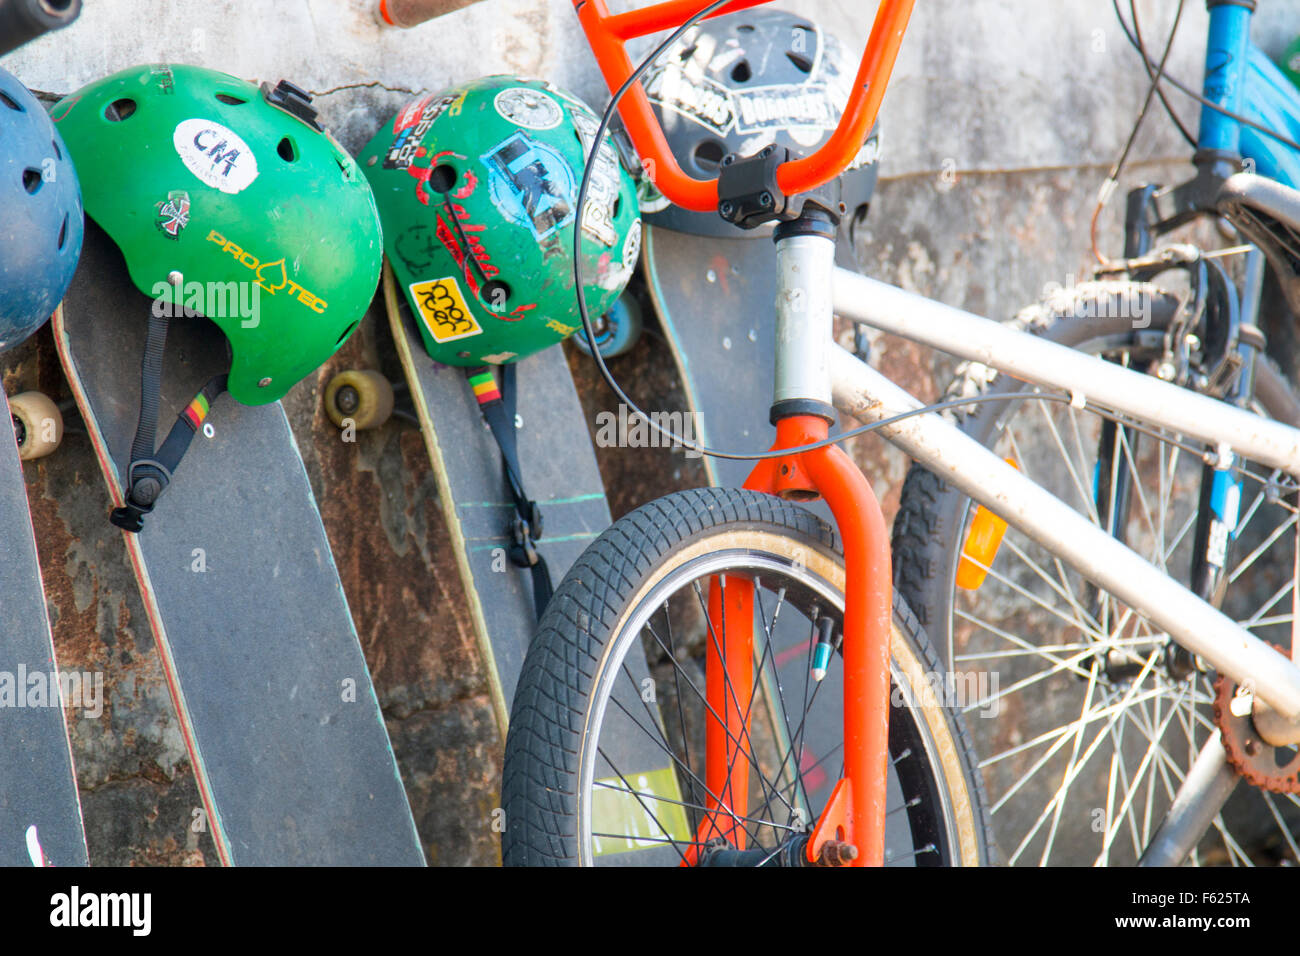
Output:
top-left (0, 66), bottom-right (83, 351)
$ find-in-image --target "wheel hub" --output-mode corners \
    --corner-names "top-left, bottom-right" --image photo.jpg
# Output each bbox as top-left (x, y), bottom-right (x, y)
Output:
top-left (334, 385), bottom-right (360, 416)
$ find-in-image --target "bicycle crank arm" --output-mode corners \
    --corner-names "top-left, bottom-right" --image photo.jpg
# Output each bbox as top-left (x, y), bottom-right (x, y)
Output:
top-left (829, 346), bottom-right (1300, 720)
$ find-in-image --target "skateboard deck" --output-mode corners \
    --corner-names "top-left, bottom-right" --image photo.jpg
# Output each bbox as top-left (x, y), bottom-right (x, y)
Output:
top-left (384, 265), bottom-right (690, 862)
top-left (383, 265), bottom-right (613, 729)
top-left (0, 391), bottom-right (88, 867)
top-left (54, 225), bottom-right (424, 866)
top-left (643, 224), bottom-right (846, 498)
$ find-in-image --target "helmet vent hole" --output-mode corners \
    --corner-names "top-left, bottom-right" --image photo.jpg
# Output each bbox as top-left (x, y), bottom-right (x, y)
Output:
top-left (786, 51), bottom-right (814, 74)
top-left (105, 98), bottom-right (137, 121)
top-left (51, 137), bottom-right (62, 160)
top-left (57, 215), bottom-right (68, 251)
top-left (428, 164), bottom-right (457, 194)
top-left (678, 43), bottom-right (698, 62)
top-left (693, 139), bottom-right (726, 173)
top-left (0, 90), bottom-right (23, 112)
top-left (613, 195), bottom-right (621, 219)
top-left (215, 93), bottom-right (247, 105)
top-left (735, 24), bottom-right (754, 33)
top-left (22, 168), bottom-right (41, 194)
top-left (335, 320), bottom-right (359, 346)
top-left (481, 280), bottom-right (511, 312)
top-left (277, 136), bottom-right (297, 162)
top-left (730, 60), bottom-right (752, 83)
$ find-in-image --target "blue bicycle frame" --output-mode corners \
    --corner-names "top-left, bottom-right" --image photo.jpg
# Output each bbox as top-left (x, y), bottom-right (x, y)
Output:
top-left (1202, 1), bottom-right (1300, 186)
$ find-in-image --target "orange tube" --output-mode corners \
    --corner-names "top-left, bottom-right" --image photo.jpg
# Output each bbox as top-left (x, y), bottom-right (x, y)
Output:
top-left (745, 416), bottom-right (892, 867)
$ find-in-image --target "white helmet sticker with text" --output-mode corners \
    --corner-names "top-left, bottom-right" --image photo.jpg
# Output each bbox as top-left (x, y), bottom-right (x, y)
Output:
top-left (173, 118), bottom-right (259, 194)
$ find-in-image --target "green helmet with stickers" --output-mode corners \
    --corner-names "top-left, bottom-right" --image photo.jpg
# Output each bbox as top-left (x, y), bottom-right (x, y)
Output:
top-left (52, 64), bottom-right (382, 404)
top-left (358, 75), bottom-right (641, 366)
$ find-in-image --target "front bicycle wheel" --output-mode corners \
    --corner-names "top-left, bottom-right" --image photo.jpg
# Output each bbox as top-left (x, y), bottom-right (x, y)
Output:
top-left (893, 281), bottom-right (1300, 865)
top-left (502, 487), bottom-right (991, 866)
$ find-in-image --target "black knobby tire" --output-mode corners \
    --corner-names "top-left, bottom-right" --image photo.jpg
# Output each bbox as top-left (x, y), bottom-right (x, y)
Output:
top-left (502, 487), bottom-right (992, 866)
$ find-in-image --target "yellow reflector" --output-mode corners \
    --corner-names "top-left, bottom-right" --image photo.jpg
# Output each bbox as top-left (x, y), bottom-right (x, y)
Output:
top-left (956, 458), bottom-right (1018, 591)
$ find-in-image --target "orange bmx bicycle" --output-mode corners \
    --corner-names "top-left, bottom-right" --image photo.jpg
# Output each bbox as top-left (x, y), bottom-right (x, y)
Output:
top-left (502, 0), bottom-right (1300, 866)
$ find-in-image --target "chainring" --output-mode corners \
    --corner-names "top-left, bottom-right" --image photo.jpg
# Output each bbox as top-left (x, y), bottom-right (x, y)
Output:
top-left (1213, 644), bottom-right (1300, 794)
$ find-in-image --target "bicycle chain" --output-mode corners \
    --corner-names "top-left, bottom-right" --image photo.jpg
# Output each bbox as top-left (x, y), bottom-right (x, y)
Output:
top-left (1212, 644), bottom-right (1300, 794)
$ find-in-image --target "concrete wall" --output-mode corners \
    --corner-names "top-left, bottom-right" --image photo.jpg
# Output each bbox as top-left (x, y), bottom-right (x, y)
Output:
top-left (5, 1), bottom-right (1300, 864)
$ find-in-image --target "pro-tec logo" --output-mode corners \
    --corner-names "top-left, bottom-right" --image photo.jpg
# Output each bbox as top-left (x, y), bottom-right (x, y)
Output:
top-left (173, 118), bottom-right (259, 194)
top-left (481, 132), bottom-right (575, 241)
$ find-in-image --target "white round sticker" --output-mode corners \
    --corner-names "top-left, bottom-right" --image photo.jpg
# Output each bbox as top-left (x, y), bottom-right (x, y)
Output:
top-left (173, 118), bottom-right (259, 194)
top-left (494, 87), bottom-right (562, 130)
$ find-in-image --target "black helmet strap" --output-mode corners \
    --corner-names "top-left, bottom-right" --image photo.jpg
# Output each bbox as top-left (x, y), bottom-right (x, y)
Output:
top-left (110, 301), bottom-right (227, 533)
top-left (465, 363), bottom-right (553, 620)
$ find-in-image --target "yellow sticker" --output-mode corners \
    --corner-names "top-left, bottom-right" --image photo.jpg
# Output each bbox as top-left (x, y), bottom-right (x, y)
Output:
top-left (408, 276), bottom-right (481, 343)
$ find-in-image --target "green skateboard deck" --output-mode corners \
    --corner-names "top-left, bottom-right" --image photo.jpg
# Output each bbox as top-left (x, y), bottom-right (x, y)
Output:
top-left (383, 266), bottom-right (613, 730)
top-left (0, 390), bottom-right (87, 867)
top-left (54, 225), bottom-right (424, 866)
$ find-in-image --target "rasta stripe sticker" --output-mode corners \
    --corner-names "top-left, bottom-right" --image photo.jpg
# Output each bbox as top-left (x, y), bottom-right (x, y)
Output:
top-left (468, 370), bottom-right (501, 405)
top-left (408, 276), bottom-right (482, 344)
top-left (182, 393), bottom-right (211, 429)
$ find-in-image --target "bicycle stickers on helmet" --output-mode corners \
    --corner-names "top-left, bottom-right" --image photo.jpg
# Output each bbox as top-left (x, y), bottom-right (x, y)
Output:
top-left (172, 118), bottom-right (259, 194)
top-left (493, 86), bottom-right (563, 130)
top-left (56, 64), bottom-right (382, 405)
top-left (360, 75), bottom-right (641, 367)
top-left (383, 92), bottom-right (461, 170)
top-left (482, 132), bottom-right (575, 241)
top-left (155, 191), bottom-right (191, 239)
top-left (635, 10), bottom-right (881, 239)
top-left (409, 276), bottom-right (482, 344)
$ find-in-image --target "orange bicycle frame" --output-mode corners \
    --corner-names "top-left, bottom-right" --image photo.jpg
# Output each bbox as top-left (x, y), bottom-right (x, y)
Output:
top-left (574, 1), bottom-right (915, 866)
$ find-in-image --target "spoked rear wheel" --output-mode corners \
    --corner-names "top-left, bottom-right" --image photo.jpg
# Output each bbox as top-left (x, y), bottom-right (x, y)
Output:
top-left (502, 488), bottom-right (991, 866)
top-left (892, 282), bottom-right (1300, 865)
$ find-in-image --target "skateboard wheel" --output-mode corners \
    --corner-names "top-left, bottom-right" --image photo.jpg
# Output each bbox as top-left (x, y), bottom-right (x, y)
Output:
top-left (10, 391), bottom-right (63, 461)
top-left (572, 291), bottom-right (643, 359)
top-left (324, 370), bottom-right (394, 430)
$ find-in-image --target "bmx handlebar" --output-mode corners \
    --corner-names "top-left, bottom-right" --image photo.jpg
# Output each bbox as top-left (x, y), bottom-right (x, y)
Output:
top-left (574, 0), bottom-right (915, 213)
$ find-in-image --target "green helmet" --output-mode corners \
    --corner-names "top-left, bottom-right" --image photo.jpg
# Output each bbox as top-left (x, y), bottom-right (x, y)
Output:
top-left (52, 64), bottom-right (382, 404)
top-left (358, 75), bottom-right (641, 366)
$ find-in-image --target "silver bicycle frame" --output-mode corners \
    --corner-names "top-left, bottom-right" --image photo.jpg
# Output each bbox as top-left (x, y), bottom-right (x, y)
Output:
top-left (828, 269), bottom-right (1300, 720)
